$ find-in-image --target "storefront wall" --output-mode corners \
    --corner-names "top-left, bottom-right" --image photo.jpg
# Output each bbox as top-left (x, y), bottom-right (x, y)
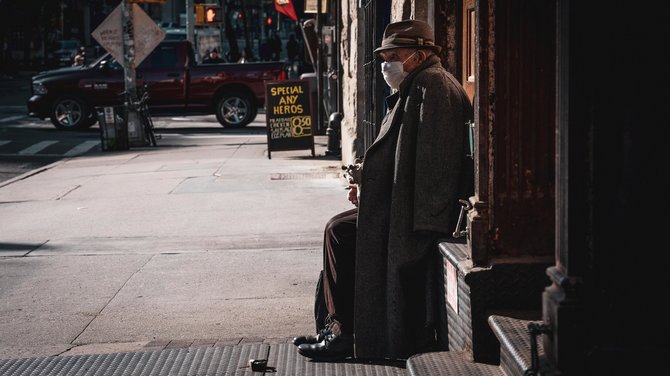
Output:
top-left (339, 0), bottom-right (436, 166)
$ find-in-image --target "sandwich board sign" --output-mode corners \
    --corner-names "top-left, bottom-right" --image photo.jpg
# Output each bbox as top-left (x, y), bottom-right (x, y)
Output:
top-left (265, 80), bottom-right (315, 159)
top-left (91, 3), bottom-right (165, 67)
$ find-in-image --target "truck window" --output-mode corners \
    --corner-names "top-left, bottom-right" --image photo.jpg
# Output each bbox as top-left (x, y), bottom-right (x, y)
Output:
top-left (140, 45), bottom-right (178, 69)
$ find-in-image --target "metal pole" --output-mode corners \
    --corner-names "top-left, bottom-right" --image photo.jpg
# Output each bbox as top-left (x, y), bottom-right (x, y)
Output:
top-left (316, 0), bottom-right (322, 134)
top-left (219, 0), bottom-right (225, 61)
top-left (122, 0), bottom-right (143, 145)
top-left (186, 0), bottom-right (195, 47)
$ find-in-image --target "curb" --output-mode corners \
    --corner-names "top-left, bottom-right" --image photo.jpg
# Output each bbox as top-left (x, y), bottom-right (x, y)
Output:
top-left (0, 158), bottom-right (68, 189)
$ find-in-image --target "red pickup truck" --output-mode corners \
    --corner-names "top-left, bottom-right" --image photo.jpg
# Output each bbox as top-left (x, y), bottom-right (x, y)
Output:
top-left (27, 40), bottom-right (287, 130)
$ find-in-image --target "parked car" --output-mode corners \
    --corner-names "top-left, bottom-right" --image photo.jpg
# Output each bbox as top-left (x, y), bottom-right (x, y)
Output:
top-left (27, 40), bottom-right (288, 130)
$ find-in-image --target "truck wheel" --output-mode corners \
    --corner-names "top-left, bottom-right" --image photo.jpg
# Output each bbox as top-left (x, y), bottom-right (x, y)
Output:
top-left (50, 96), bottom-right (91, 130)
top-left (215, 91), bottom-right (256, 128)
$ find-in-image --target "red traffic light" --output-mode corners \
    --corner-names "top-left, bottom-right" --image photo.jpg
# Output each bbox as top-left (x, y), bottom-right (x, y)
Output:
top-left (205, 6), bottom-right (222, 24)
top-left (195, 4), bottom-right (222, 26)
top-left (266, 17), bottom-right (273, 25)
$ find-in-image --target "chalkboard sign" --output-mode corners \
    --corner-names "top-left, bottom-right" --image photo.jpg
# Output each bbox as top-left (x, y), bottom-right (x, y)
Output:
top-left (265, 80), bottom-right (315, 159)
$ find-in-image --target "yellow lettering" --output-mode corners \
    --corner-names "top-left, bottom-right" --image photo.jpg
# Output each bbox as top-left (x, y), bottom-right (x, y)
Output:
top-left (271, 85), bottom-right (304, 97)
top-left (272, 105), bottom-right (303, 114)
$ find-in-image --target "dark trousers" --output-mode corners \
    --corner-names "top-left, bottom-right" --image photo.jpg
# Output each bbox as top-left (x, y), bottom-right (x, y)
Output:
top-left (321, 207), bottom-right (358, 334)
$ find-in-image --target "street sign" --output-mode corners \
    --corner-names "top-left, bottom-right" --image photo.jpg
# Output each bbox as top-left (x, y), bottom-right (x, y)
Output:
top-left (91, 5), bottom-right (123, 63)
top-left (304, 0), bottom-right (327, 13)
top-left (91, 3), bottom-right (165, 68)
top-left (132, 4), bottom-right (166, 66)
top-left (265, 80), bottom-right (315, 159)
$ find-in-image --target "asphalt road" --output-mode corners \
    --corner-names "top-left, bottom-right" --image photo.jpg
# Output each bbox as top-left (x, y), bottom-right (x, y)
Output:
top-left (0, 73), bottom-right (270, 184)
top-left (0, 72), bottom-right (57, 182)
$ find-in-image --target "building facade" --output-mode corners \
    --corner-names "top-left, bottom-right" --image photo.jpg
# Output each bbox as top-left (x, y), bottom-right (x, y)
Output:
top-left (336, 0), bottom-right (669, 374)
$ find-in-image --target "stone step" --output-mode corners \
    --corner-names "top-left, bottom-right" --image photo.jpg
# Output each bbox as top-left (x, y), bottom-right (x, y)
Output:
top-left (407, 351), bottom-right (504, 376)
top-left (488, 315), bottom-right (544, 376)
top-left (407, 313), bottom-right (546, 376)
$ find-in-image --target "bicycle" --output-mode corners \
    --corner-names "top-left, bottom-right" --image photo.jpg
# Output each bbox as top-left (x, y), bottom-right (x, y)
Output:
top-left (135, 85), bottom-right (158, 146)
top-left (119, 84), bottom-right (158, 147)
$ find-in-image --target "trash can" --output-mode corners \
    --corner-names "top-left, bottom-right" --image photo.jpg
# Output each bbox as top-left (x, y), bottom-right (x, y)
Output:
top-left (97, 106), bottom-right (129, 151)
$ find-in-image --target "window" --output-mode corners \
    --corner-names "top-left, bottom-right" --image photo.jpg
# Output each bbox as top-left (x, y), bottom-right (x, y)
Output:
top-left (140, 45), bottom-right (177, 69)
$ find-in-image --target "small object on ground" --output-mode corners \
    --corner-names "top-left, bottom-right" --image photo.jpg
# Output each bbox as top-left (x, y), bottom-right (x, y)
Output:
top-left (249, 358), bottom-right (268, 372)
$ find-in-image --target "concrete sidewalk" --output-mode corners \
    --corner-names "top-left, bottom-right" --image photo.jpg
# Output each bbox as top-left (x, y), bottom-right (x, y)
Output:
top-left (0, 121), bottom-right (408, 374)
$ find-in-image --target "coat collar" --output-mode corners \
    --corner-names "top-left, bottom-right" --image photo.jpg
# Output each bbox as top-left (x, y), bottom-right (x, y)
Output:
top-left (369, 54), bottom-right (443, 151)
top-left (397, 54), bottom-right (441, 94)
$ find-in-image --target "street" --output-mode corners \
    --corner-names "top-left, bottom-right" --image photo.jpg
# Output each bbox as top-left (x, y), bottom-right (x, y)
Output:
top-left (0, 85), bottom-right (269, 184)
top-left (0, 75), bottom-right (351, 361)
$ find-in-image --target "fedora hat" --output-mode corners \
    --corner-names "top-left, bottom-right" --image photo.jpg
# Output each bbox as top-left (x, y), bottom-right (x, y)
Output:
top-left (374, 19), bottom-right (441, 54)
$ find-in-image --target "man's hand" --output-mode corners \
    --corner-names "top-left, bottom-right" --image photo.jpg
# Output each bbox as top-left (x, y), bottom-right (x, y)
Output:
top-left (347, 184), bottom-right (359, 207)
top-left (342, 158), bottom-right (363, 185)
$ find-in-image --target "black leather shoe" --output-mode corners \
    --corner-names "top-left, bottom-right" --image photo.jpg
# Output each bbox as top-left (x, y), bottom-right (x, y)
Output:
top-left (292, 327), bottom-right (331, 346)
top-left (297, 333), bottom-right (353, 361)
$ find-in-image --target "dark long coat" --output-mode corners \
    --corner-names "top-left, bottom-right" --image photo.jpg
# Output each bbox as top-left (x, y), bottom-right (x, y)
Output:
top-left (353, 55), bottom-right (473, 359)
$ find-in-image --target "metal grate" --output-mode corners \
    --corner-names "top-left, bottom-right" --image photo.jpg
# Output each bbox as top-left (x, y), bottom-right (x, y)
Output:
top-left (266, 343), bottom-right (407, 376)
top-left (270, 172), bottom-right (341, 180)
top-left (0, 344), bottom-right (268, 376)
top-left (407, 351), bottom-right (503, 376)
top-left (0, 343), bottom-right (411, 376)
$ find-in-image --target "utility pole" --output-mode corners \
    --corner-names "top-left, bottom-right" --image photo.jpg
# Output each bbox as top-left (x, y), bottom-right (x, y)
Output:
top-left (186, 0), bottom-right (194, 47)
top-left (315, 0), bottom-right (323, 133)
top-left (122, 0), bottom-right (144, 145)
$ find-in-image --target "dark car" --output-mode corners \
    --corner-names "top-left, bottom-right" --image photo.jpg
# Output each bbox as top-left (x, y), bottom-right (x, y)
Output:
top-left (27, 40), bottom-right (287, 130)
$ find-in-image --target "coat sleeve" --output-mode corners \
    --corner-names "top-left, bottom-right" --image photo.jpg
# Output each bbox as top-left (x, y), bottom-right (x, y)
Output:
top-left (411, 71), bottom-right (467, 234)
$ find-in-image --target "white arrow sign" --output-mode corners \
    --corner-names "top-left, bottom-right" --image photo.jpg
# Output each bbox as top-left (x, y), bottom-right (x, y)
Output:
top-left (91, 3), bottom-right (165, 68)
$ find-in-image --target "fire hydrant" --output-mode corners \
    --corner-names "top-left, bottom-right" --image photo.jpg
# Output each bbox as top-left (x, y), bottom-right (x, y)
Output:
top-left (326, 112), bottom-right (343, 156)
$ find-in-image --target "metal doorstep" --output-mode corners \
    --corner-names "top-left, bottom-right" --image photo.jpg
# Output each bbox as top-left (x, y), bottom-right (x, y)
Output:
top-left (0, 343), bottom-right (268, 376)
top-left (267, 343), bottom-right (406, 376)
top-left (0, 343), bottom-right (408, 376)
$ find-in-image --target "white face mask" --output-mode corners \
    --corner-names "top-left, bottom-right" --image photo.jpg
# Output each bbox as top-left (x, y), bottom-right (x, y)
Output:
top-left (380, 51), bottom-right (417, 90)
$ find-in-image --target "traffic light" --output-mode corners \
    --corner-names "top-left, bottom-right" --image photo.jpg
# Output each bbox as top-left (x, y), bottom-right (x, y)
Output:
top-left (195, 4), bottom-right (222, 26)
top-left (205, 4), bottom-right (222, 25)
top-left (195, 4), bottom-right (205, 26)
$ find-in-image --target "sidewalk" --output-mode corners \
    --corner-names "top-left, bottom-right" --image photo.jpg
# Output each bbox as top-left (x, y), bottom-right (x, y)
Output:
top-left (0, 341), bottom-right (407, 375)
top-left (0, 122), bottom-right (408, 374)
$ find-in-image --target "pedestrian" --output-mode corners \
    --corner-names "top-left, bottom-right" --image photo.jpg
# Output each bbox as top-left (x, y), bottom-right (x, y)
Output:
top-left (72, 46), bottom-right (86, 66)
top-left (293, 19), bottom-right (474, 361)
top-left (259, 39), bottom-right (272, 61)
top-left (286, 34), bottom-right (299, 62)
top-left (237, 49), bottom-right (247, 63)
top-left (270, 33), bottom-right (282, 61)
top-left (202, 48), bottom-right (224, 64)
top-left (72, 54), bottom-right (85, 67)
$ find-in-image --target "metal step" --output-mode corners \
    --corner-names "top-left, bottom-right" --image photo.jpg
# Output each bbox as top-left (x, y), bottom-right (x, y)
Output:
top-left (407, 351), bottom-right (504, 376)
top-left (488, 315), bottom-right (544, 376)
top-left (0, 342), bottom-right (410, 376)
top-left (406, 313), bottom-right (547, 376)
